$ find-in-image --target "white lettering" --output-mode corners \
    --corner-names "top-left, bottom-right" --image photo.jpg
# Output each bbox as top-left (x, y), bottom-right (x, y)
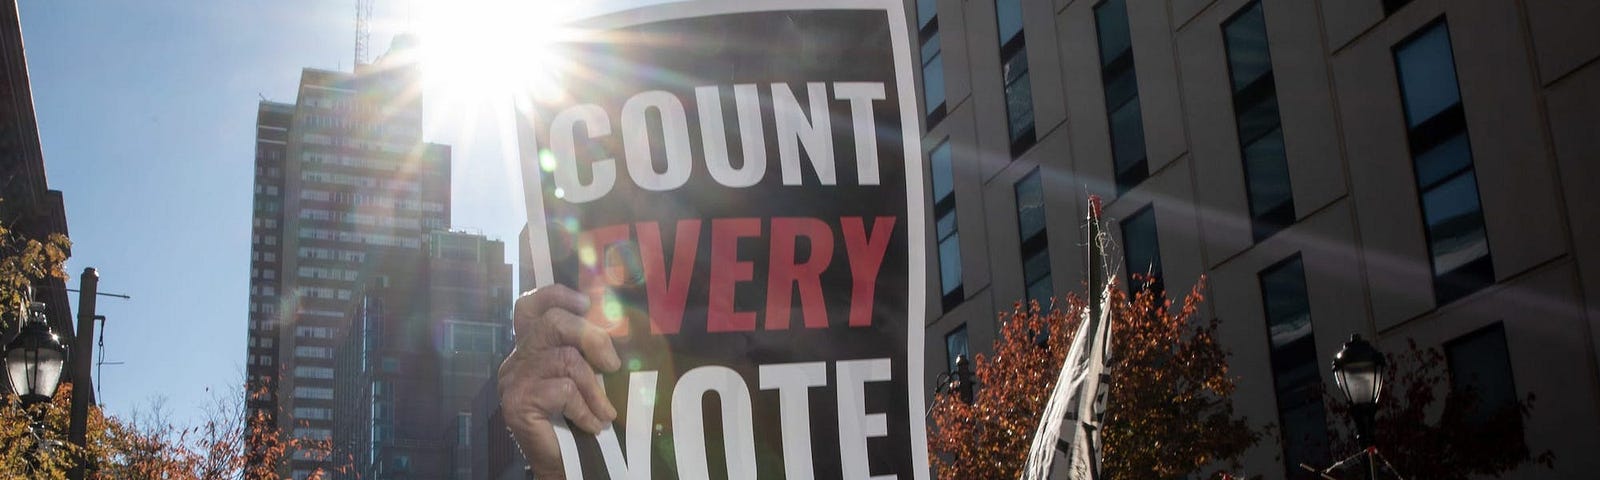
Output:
top-left (838, 358), bottom-right (896, 480)
top-left (543, 81), bottom-right (889, 201)
top-left (759, 362), bottom-right (829, 480)
top-left (597, 372), bottom-right (658, 480)
top-left (551, 105), bottom-right (616, 203)
top-left (773, 82), bottom-right (836, 186)
top-left (673, 366), bottom-right (757, 479)
top-left (697, 84), bottom-right (768, 188)
top-left (834, 82), bottom-right (886, 185)
top-left (621, 91), bottom-right (694, 192)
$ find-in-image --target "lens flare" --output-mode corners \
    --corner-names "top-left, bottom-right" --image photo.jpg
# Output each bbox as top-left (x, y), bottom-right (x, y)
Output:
top-left (603, 241), bottom-right (645, 287)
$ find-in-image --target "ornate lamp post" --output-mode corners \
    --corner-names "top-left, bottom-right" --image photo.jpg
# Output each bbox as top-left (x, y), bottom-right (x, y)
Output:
top-left (5, 297), bottom-right (67, 408)
top-left (1331, 334), bottom-right (1386, 480)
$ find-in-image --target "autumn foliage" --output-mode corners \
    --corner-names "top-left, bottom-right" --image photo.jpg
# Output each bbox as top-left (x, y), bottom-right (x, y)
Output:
top-left (0, 197), bottom-right (342, 478)
top-left (0, 383), bottom-right (343, 479)
top-left (929, 277), bottom-right (1263, 479)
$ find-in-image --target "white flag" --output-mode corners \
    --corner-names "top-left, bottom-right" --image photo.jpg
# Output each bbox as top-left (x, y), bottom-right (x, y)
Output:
top-left (1022, 198), bottom-right (1115, 480)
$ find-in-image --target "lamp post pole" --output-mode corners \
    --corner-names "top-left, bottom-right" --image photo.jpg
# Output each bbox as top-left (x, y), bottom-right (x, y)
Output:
top-left (67, 267), bottom-right (97, 480)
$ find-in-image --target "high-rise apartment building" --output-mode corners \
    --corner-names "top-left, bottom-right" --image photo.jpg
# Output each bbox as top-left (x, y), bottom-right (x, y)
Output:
top-left (248, 35), bottom-right (452, 479)
top-left (427, 231), bottom-right (513, 480)
top-left (331, 231), bottom-right (510, 480)
top-left (908, 0), bottom-right (1599, 478)
top-left (336, 268), bottom-right (440, 480)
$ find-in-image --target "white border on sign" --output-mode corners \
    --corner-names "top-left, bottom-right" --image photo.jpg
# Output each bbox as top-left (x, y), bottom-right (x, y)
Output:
top-left (513, 0), bottom-right (930, 477)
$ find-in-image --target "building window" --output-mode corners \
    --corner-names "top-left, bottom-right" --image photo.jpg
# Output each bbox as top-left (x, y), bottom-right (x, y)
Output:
top-left (293, 387), bottom-right (334, 400)
top-left (1446, 323), bottom-right (1519, 426)
top-left (919, 0), bottom-right (947, 125)
top-left (1096, 0), bottom-right (1147, 193)
top-left (294, 407), bottom-right (333, 420)
top-left (295, 326), bottom-right (333, 339)
top-left (1394, 20), bottom-right (1492, 305)
top-left (996, 0), bottom-right (1035, 154)
top-left (1383, 0), bottom-right (1413, 15)
top-left (1258, 255), bottom-right (1330, 479)
top-left (945, 324), bottom-right (969, 373)
top-left (294, 366), bottom-right (335, 379)
top-left (292, 427), bottom-right (332, 441)
top-left (1120, 206), bottom-right (1163, 295)
top-left (1224, 1), bottom-right (1294, 241)
top-left (450, 323), bottom-right (500, 353)
top-left (931, 141), bottom-right (964, 309)
top-left (297, 347), bottom-right (334, 358)
top-left (1015, 170), bottom-right (1051, 306)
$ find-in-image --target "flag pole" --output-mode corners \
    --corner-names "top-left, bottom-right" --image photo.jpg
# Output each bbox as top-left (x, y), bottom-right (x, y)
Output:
top-left (1081, 195), bottom-right (1107, 480)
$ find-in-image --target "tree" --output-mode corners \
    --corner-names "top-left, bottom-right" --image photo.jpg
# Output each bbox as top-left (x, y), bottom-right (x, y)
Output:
top-left (0, 198), bottom-right (339, 478)
top-left (0, 201), bottom-right (71, 330)
top-left (1321, 339), bottom-right (1553, 479)
top-left (0, 382), bottom-right (342, 479)
top-left (928, 277), bottom-right (1265, 479)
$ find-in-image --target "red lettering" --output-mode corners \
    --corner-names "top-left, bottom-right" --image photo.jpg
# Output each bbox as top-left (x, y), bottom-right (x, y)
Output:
top-left (842, 216), bottom-right (895, 327)
top-left (707, 218), bottom-right (761, 332)
top-left (636, 220), bottom-right (701, 335)
top-left (765, 217), bottom-right (835, 329)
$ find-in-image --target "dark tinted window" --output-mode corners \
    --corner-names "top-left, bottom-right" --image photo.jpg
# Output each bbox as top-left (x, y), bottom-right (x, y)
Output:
top-left (1395, 20), bottom-right (1492, 305)
top-left (997, 0), bottom-right (1034, 154)
top-left (1096, 0), bottom-right (1147, 193)
top-left (1120, 206), bottom-right (1163, 295)
top-left (946, 324), bottom-right (970, 373)
top-left (1015, 170), bottom-right (1051, 305)
top-left (1259, 255), bottom-right (1330, 479)
top-left (931, 141), bottom-right (963, 307)
top-left (1224, 1), bottom-right (1294, 241)
top-left (996, 0), bottom-right (1024, 45)
top-left (919, 0), bottom-right (947, 124)
top-left (1447, 323), bottom-right (1518, 425)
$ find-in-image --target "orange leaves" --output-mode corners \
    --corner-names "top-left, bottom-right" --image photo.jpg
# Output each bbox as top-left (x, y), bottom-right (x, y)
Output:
top-left (929, 276), bottom-right (1263, 480)
top-left (0, 381), bottom-right (348, 479)
top-left (929, 295), bottom-right (1084, 480)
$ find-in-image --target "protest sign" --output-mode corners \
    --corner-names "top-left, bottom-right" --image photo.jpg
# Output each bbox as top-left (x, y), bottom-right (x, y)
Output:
top-left (517, 1), bottom-right (927, 477)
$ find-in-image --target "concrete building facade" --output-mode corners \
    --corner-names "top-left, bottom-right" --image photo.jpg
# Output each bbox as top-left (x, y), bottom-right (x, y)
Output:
top-left (427, 230), bottom-right (514, 480)
top-left (907, 0), bottom-right (1600, 478)
top-left (329, 230), bottom-right (512, 480)
top-left (247, 36), bottom-right (452, 479)
top-left (0, 0), bottom-right (75, 365)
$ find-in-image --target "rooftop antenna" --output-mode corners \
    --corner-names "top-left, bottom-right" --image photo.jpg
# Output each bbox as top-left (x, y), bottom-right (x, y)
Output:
top-left (355, 0), bottom-right (374, 66)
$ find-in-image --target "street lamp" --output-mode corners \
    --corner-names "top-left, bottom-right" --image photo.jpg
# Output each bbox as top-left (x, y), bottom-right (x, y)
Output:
top-left (1331, 334), bottom-right (1386, 447)
top-left (952, 354), bottom-right (975, 404)
top-left (5, 299), bottom-right (67, 408)
top-left (1332, 334), bottom-right (1386, 480)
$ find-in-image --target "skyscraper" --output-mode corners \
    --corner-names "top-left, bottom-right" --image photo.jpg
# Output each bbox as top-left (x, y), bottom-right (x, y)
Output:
top-left (426, 231), bottom-right (513, 480)
top-left (248, 35), bottom-right (451, 479)
top-left (331, 231), bottom-right (511, 480)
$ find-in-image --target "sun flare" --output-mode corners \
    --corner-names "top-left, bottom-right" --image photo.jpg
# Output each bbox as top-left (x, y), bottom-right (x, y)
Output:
top-left (416, 0), bottom-right (577, 109)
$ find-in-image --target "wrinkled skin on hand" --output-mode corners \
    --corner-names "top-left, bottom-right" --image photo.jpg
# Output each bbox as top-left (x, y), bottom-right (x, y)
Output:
top-left (498, 285), bottom-right (622, 479)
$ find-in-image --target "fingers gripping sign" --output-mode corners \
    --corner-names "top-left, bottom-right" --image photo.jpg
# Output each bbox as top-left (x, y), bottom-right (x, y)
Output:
top-left (499, 285), bottom-right (622, 479)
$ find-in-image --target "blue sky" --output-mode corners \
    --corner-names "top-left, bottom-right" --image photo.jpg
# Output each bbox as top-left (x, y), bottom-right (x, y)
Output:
top-left (17, 0), bottom-right (677, 425)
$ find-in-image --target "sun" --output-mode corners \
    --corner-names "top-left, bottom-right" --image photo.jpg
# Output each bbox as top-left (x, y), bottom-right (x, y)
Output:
top-left (415, 0), bottom-right (579, 109)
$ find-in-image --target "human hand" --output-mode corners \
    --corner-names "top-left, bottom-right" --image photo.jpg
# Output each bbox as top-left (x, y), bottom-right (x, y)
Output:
top-left (498, 284), bottom-right (622, 479)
